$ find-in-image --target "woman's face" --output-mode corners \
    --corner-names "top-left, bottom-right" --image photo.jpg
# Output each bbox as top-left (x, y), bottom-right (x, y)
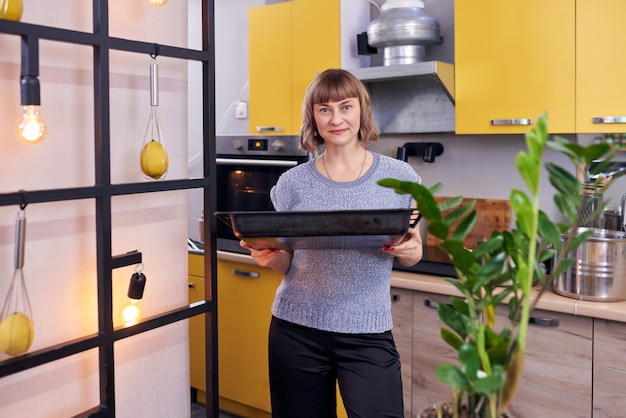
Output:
top-left (313, 97), bottom-right (361, 147)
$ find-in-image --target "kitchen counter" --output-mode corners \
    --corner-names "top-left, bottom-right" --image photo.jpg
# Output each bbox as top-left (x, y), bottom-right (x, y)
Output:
top-left (216, 250), bottom-right (626, 323)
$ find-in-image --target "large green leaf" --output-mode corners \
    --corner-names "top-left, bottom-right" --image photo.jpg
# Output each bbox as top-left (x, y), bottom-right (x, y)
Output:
top-left (436, 364), bottom-right (472, 391)
top-left (441, 327), bottom-right (463, 351)
top-left (444, 202), bottom-right (476, 228)
top-left (553, 193), bottom-right (579, 224)
top-left (452, 209), bottom-right (477, 242)
top-left (439, 196), bottom-right (466, 212)
top-left (565, 229), bottom-right (594, 253)
top-left (438, 302), bottom-right (469, 339)
top-left (450, 296), bottom-right (470, 316)
top-left (516, 152), bottom-right (540, 195)
top-left (473, 365), bottom-right (506, 394)
top-left (546, 162), bottom-right (581, 197)
top-left (427, 220), bottom-right (450, 241)
top-left (459, 343), bottom-right (481, 382)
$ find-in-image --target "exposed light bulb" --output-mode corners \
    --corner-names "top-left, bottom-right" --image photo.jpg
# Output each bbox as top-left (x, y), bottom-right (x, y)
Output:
top-left (121, 298), bottom-right (143, 327)
top-left (147, 0), bottom-right (168, 6)
top-left (121, 272), bottom-right (146, 327)
top-left (16, 105), bottom-right (47, 144)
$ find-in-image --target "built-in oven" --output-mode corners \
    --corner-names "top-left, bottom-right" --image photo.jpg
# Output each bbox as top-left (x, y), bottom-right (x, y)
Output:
top-left (215, 135), bottom-right (310, 254)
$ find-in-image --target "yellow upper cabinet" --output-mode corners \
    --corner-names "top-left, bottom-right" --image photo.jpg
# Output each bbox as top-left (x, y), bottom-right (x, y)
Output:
top-left (576, 0), bottom-right (626, 133)
top-left (249, 2), bottom-right (292, 135)
top-left (455, 0), bottom-right (576, 134)
top-left (249, 0), bottom-right (370, 135)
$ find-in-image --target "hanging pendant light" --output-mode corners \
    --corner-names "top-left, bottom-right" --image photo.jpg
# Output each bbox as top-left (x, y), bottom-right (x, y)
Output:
top-left (121, 270), bottom-right (146, 327)
top-left (16, 37), bottom-right (47, 144)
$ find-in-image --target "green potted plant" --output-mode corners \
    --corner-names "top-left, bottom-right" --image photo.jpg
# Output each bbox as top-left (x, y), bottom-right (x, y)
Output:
top-left (379, 113), bottom-right (614, 418)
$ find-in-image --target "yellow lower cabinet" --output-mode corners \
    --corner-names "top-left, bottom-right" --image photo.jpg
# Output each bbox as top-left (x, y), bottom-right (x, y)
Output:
top-left (218, 259), bottom-right (281, 416)
top-left (337, 385), bottom-right (348, 418)
top-left (217, 258), bottom-right (349, 417)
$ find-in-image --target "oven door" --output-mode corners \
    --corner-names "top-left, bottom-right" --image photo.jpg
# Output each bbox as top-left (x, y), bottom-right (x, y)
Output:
top-left (216, 157), bottom-right (305, 253)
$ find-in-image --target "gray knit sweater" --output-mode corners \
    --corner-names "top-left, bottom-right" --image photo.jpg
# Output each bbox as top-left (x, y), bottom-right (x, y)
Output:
top-left (269, 152), bottom-right (421, 334)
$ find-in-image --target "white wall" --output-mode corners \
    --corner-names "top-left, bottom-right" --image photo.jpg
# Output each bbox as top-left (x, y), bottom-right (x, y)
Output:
top-left (0, 2), bottom-right (191, 417)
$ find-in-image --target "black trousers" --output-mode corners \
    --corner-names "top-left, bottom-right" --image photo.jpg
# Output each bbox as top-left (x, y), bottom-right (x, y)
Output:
top-left (268, 316), bottom-right (404, 418)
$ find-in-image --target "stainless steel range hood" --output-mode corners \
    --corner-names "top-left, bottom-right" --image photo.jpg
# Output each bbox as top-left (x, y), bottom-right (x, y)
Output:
top-left (348, 61), bottom-right (455, 134)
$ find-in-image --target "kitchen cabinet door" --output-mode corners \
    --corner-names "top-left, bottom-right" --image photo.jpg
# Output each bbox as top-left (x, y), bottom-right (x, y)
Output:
top-left (592, 319), bottom-right (626, 416)
top-left (411, 291), bottom-right (459, 414)
top-left (249, 0), bottom-right (366, 136)
top-left (217, 259), bottom-right (281, 416)
top-left (455, 0), bottom-right (576, 134)
top-left (496, 307), bottom-right (593, 418)
top-left (576, 0), bottom-right (626, 133)
top-left (391, 287), bottom-right (414, 418)
top-left (249, 2), bottom-right (292, 135)
top-left (291, 0), bottom-right (341, 133)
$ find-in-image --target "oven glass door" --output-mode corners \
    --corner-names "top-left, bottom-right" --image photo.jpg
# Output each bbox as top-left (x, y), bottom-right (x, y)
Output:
top-left (216, 157), bottom-right (302, 252)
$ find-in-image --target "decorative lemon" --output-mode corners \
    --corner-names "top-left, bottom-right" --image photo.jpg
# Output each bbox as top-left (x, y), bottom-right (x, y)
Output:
top-left (0, 312), bottom-right (34, 356)
top-left (140, 140), bottom-right (169, 179)
top-left (0, 0), bottom-right (24, 21)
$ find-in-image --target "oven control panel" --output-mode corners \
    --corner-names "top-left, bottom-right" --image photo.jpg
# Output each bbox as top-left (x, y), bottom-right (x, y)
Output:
top-left (216, 135), bottom-right (308, 159)
top-left (248, 138), bottom-right (268, 151)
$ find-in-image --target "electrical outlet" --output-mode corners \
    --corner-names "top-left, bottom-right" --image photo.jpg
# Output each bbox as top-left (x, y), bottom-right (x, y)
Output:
top-left (235, 101), bottom-right (248, 119)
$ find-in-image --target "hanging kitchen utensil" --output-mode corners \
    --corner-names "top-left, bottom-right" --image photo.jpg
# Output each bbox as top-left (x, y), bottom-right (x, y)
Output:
top-left (140, 48), bottom-right (169, 180)
top-left (0, 206), bottom-right (34, 356)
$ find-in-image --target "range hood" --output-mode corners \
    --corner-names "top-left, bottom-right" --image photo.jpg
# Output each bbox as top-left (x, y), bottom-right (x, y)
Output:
top-left (348, 61), bottom-right (455, 134)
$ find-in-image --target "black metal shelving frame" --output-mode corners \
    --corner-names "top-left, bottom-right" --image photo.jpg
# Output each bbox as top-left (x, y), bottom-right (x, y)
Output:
top-left (0, 1), bottom-right (218, 417)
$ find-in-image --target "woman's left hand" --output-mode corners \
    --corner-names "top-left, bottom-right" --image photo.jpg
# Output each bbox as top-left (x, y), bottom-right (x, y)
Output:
top-left (382, 225), bottom-right (423, 267)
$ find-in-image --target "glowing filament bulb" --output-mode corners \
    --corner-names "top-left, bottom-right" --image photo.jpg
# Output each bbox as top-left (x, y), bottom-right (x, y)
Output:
top-left (122, 299), bottom-right (143, 327)
top-left (16, 105), bottom-right (47, 143)
top-left (121, 272), bottom-right (146, 327)
top-left (147, 0), bottom-right (168, 6)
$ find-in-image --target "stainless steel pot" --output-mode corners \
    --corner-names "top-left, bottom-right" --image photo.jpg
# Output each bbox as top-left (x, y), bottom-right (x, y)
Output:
top-left (554, 227), bottom-right (626, 301)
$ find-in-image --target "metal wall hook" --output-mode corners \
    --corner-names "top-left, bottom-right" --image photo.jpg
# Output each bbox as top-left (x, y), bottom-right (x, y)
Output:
top-left (150, 43), bottom-right (160, 60)
top-left (19, 189), bottom-right (28, 210)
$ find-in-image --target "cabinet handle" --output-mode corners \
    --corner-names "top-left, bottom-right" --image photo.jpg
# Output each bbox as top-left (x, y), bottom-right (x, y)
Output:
top-left (391, 294), bottom-right (399, 302)
top-left (232, 268), bottom-right (260, 278)
top-left (491, 118), bottom-right (533, 126)
top-left (188, 283), bottom-right (195, 288)
top-left (592, 116), bottom-right (626, 124)
top-left (511, 313), bottom-right (560, 327)
top-left (529, 316), bottom-right (559, 327)
top-left (256, 126), bottom-right (283, 132)
top-left (424, 299), bottom-right (439, 309)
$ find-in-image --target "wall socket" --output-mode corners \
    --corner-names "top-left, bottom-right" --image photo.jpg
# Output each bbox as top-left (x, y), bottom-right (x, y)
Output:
top-left (235, 101), bottom-right (248, 119)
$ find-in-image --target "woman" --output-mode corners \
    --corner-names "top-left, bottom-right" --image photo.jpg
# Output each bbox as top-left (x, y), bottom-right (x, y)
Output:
top-left (241, 68), bottom-right (423, 418)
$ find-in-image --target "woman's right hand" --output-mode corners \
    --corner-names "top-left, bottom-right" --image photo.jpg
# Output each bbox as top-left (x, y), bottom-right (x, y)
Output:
top-left (240, 240), bottom-right (282, 267)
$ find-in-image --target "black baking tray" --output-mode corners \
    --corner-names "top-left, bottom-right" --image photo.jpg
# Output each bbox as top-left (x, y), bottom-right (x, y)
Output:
top-left (214, 209), bottom-right (420, 250)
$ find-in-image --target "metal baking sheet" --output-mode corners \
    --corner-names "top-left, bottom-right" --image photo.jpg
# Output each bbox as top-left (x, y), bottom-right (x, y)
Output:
top-left (214, 209), bottom-right (419, 250)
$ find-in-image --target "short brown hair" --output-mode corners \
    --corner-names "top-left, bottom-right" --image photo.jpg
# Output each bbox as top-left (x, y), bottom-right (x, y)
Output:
top-left (299, 69), bottom-right (379, 154)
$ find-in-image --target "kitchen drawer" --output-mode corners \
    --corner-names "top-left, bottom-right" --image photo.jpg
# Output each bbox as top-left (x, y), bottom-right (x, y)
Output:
top-left (497, 306), bottom-right (593, 417)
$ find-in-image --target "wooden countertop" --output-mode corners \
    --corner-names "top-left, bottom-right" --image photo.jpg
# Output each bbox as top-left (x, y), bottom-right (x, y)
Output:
top-left (216, 250), bottom-right (626, 323)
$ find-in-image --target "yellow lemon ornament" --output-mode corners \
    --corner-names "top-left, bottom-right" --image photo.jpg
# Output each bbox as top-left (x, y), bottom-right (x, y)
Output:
top-left (140, 140), bottom-right (168, 179)
top-left (0, 312), bottom-right (34, 356)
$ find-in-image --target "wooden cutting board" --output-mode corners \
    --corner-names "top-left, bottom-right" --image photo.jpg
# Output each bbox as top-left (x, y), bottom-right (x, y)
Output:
top-left (425, 197), bottom-right (512, 263)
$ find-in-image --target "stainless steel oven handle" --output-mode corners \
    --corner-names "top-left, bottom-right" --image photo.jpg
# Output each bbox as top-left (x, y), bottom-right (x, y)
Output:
top-left (216, 158), bottom-right (299, 167)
